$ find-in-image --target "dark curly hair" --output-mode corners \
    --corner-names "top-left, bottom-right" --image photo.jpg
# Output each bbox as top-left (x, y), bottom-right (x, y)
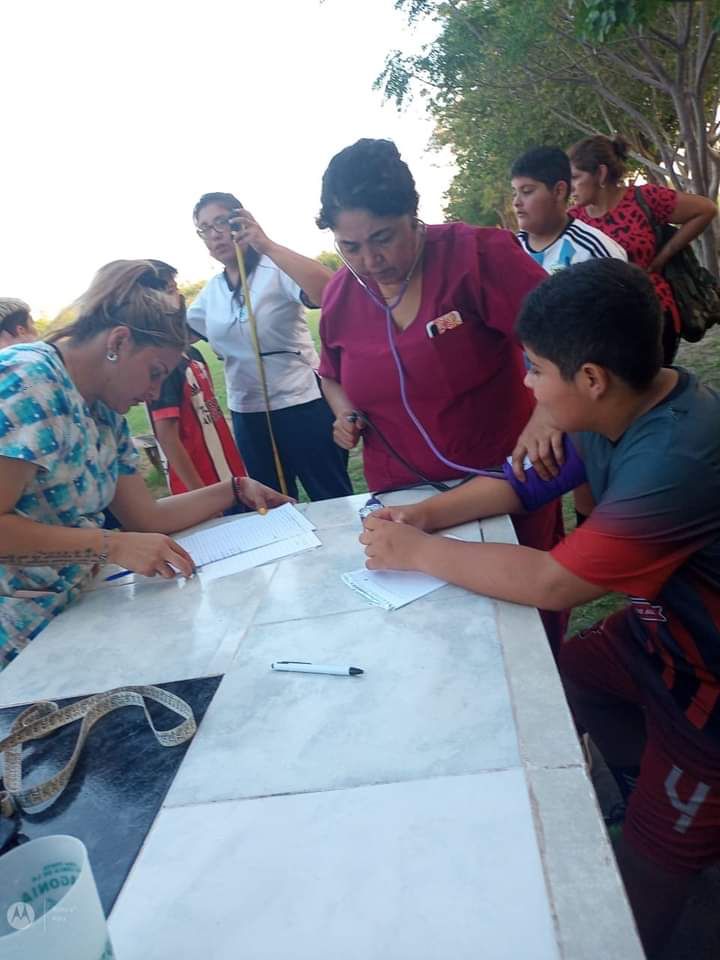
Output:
top-left (316, 139), bottom-right (419, 230)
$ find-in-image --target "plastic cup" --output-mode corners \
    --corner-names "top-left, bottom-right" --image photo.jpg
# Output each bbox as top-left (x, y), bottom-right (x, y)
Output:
top-left (0, 835), bottom-right (114, 959)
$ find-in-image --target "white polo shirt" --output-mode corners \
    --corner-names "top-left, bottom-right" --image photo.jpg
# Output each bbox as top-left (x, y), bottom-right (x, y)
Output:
top-left (187, 258), bottom-right (321, 413)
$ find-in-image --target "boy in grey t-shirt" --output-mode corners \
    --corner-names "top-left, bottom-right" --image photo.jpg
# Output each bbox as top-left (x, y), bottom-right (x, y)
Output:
top-left (360, 259), bottom-right (720, 956)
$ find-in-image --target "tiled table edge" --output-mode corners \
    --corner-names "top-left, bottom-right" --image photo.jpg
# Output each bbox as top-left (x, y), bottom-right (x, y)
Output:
top-left (482, 514), bottom-right (581, 768)
top-left (484, 515), bottom-right (644, 958)
top-left (527, 766), bottom-right (644, 960)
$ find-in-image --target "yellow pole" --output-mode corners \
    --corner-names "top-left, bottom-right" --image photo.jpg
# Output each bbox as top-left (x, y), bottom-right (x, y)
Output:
top-left (235, 244), bottom-right (288, 496)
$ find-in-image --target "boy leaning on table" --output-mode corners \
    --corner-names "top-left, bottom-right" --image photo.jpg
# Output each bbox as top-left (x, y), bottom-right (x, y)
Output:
top-left (359, 258), bottom-right (720, 958)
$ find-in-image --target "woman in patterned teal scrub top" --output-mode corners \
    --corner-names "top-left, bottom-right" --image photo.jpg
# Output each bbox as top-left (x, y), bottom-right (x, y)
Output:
top-left (0, 260), bottom-right (291, 669)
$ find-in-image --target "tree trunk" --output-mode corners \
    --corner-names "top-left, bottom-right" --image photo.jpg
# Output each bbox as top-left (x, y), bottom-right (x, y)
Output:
top-left (698, 217), bottom-right (720, 277)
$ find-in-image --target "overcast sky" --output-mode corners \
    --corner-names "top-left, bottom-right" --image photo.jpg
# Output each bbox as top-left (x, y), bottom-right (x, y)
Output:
top-left (2, 0), bottom-right (455, 316)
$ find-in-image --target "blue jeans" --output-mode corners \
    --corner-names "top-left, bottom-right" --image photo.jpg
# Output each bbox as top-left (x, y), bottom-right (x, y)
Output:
top-left (231, 397), bottom-right (352, 501)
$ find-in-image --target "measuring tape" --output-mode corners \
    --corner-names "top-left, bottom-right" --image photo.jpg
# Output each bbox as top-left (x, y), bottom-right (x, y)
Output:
top-left (0, 685), bottom-right (196, 816)
top-left (235, 244), bottom-right (289, 496)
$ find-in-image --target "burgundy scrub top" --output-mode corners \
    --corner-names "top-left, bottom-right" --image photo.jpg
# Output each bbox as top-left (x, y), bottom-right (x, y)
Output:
top-left (319, 222), bottom-right (547, 491)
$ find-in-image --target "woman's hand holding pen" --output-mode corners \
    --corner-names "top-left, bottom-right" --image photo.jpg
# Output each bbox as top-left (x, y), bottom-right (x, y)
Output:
top-left (107, 532), bottom-right (195, 580)
top-left (333, 411), bottom-right (365, 450)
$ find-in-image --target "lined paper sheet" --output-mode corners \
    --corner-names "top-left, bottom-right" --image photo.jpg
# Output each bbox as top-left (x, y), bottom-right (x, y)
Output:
top-left (341, 568), bottom-right (446, 610)
top-left (177, 504), bottom-right (316, 567)
top-left (198, 531), bottom-right (321, 583)
top-left (88, 506), bottom-right (318, 589)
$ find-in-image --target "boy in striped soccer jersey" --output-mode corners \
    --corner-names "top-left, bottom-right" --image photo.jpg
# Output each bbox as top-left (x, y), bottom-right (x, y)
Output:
top-left (360, 259), bottom-right (720, 957)
top-left (511, 146), bottom-right (627, 272)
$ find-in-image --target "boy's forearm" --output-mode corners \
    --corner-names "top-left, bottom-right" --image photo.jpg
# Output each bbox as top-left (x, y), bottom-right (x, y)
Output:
top-left (413, 536), bottom-right (601, 610)
top-left (422, 477), bottom-right (524, 531)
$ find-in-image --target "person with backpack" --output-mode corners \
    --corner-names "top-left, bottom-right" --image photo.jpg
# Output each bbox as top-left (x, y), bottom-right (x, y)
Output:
top-left (568, 135), bottom-right (717, 362)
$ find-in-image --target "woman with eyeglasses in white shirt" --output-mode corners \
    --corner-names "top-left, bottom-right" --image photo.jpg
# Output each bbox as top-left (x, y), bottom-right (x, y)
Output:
top-left (188, 192), bottom-right (353, 502)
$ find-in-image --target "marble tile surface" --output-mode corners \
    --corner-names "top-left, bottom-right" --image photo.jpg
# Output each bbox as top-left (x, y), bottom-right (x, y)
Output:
top-left (527, 765), bottom-right (645, 959)
top-left (296, 488), bottom-right (466, 530)
top-left (166, 595), bottom-right (514, 805)
top-left (253, 523), bottom-right (491, 625)
top-left (0, 563), bottom-right (276, 705)
top-left (480, 513), bottom-right (517, 545)
top-left (2, 491), bottom-right (640, 958)
top-left (496, 596), bottom-right (583, 770)
top-left (0, 492), bottom-right (488, 708)
top-left (296, 492), bottom-right (368, 529)
top-left (110, 771), bottom-right (561, 960)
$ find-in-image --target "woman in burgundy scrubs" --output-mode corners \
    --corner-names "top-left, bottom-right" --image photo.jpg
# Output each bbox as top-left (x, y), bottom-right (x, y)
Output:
top-left (317, 138), bottom-right (565, 642)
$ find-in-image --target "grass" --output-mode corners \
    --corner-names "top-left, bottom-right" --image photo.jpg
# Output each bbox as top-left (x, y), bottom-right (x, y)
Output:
top-left (562, 494), bottom-right (624, 634)
top-left (127, 317), bottom-right (720, 637)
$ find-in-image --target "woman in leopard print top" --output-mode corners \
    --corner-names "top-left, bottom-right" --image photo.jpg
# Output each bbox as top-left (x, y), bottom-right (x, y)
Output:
top-left (568, 135), bottom-right (717, 362)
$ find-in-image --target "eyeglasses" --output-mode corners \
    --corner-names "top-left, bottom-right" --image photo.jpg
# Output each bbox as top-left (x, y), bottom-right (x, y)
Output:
top-left (196, 216), bottom-right (234, 239)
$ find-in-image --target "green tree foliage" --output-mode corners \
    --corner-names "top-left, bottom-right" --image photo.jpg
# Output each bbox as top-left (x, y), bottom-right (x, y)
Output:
top-left (44, 305), bottom-right (77, 335)
top-left (572, 0), bottom-right (673, 40)
top-left (379, 0), bottom-right (720, 268)
top-left (32, 315), bottom-right (52, 336)
top-left (178, 279), bottom-right (205, 307)
top-left (316, 250), bottom-right (343, 271)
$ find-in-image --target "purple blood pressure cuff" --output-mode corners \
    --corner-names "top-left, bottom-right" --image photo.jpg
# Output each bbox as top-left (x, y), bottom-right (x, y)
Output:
top-left (500, 435), bottom-right (587, 512)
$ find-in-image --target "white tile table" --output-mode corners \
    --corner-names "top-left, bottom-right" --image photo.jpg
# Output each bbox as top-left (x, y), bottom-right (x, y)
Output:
top-left (0, 491), bottom-right (644, 959)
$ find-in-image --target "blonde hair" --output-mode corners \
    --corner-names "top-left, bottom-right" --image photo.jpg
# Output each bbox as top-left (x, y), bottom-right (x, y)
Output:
top-left (48, 259), bottom-right (188, 350)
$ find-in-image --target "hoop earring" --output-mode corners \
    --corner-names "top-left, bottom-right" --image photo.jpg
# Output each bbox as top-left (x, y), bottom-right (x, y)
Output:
top-left (106, 351), bottom-right (118, 363)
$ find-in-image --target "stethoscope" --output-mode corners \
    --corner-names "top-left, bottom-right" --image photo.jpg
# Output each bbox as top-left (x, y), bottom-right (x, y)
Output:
top-left (334, 221), bottom-right (490, 479)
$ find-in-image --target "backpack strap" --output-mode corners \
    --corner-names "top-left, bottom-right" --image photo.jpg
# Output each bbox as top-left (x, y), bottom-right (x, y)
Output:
top-left (633, 186), bottom-right (664, 247)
